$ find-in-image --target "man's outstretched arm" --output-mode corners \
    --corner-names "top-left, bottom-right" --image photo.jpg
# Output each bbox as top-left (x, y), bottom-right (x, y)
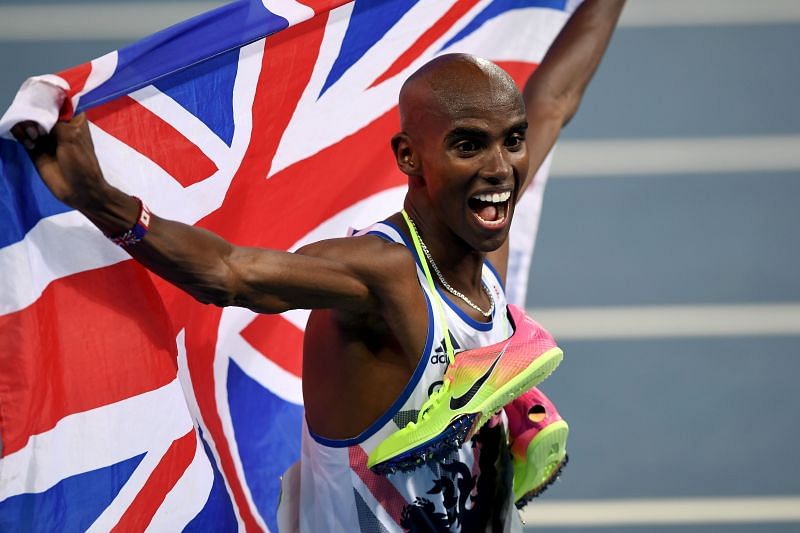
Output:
top-left (488, 0), bottom-right (624, 282)
top-left (524, 0), bottom-right (625, 182)
top-left (11, 115), bottom-right (380, 314)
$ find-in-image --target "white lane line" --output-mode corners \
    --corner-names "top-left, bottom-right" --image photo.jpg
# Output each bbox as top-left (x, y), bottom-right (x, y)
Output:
top-left (521, 496), bottom-right (800, 527)
top-left (619, 0), bottom-right (800, 28)
top-left (0, 3), bottom-right (226, 41)
top-left (3, 0), bottom-right (800, 41)
top-left (527, 303), bottom-right (800, 340)
top-left (551, 135), bottom-right (800, 177)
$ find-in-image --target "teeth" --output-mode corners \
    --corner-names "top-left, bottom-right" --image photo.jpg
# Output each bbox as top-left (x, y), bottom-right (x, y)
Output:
top-left (473, 191), bottom-right (511, 203)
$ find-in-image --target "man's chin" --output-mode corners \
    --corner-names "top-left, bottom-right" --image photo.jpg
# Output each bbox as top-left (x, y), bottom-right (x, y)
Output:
top-left (466, 214), bottom-right (513, 252)
top-left (471, 229), bottom-right (510, 254)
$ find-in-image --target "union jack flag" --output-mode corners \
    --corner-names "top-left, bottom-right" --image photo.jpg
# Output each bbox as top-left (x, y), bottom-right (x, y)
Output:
top-left (0, 0), bottom-right (574, 530)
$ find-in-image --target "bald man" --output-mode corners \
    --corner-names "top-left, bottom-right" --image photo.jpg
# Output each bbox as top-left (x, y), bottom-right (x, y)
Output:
top-left (13, 1), bottom-right (624, 530)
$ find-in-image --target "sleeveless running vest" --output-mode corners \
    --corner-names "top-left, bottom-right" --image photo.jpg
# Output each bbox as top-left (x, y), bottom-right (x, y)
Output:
top-left (278, 221), bottom-right (522, 532)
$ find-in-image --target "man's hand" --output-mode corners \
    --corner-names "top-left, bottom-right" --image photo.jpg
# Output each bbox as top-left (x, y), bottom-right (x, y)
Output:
top-left (11, 114), bottom-right (110, 211)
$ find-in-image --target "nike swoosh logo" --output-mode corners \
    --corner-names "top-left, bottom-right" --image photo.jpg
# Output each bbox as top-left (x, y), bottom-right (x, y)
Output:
top-left (449, 341), bottom-right (511, 410)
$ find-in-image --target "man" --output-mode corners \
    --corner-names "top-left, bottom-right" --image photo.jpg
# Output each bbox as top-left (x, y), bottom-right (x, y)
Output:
top-left (12, 1), bottom-right (624, 530)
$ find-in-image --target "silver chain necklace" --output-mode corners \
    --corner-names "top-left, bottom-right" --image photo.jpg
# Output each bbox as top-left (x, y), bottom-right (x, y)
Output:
top-left (406, 215), bottom-right (495, 318)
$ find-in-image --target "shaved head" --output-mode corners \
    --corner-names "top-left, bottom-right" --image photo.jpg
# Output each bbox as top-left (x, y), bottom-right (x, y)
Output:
top-left (398, 54), bottom-right (524, 141)
top-left (390, 54), bottom-right (529, 255)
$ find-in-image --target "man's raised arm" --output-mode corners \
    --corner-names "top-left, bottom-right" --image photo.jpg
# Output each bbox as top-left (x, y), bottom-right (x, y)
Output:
top-left (523, 0), bottom-right (625, 182)
top-left (11, 115), bottom-right (379, 314)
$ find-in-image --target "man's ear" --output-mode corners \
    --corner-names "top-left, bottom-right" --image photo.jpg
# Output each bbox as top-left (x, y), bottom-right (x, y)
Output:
top-left (391, 132), bottom-right (421, 177)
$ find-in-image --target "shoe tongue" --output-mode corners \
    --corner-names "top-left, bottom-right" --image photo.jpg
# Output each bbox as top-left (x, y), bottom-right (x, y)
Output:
top-left (478, 204), bottom-right (498, 221)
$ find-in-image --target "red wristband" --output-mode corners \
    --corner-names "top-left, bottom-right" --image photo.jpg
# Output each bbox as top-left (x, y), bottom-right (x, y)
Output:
top-left (110, 197), bottom-right (151, 247)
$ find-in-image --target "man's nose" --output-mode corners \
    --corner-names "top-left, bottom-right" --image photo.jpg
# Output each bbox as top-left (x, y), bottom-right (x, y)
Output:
top-left (480, 145), bottom-right (513, 183)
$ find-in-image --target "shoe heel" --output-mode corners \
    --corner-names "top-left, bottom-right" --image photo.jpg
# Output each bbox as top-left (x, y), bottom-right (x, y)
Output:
top-left (513, 420), bottom-right (569, 506)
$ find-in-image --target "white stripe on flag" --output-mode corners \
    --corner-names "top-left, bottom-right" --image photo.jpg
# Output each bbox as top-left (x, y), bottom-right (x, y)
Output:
top-left (85, 436), bottom-right (176, 533)
top-left (261, 0), bottom-right (315, 25)
top-left (0, 378), bottom-right (193, 501)
top-left (442, 6), bottom-right (567, 63)
top-left (71, 52), bottom-right (119, 113)
top-left (146, 427), bottom-right (215, 532)
top-left (0, 211), bottom-right (128, 315)
top-left (213, 313), bottom-right (271, 531)
top-left (220, 306), bottom-right (304, 405)
top-left (130, 85), bottom-right (231, 169)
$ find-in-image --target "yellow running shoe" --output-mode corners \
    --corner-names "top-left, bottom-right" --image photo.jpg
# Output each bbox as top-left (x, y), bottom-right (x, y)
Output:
top-left (368, 305), bottom-right (563, 475)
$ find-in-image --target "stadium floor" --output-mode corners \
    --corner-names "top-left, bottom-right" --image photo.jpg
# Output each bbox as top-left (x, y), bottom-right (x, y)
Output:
top-left (522, 8), bottom-right (800, 532)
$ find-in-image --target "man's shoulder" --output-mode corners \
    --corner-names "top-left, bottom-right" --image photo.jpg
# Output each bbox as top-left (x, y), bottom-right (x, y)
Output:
top-left (296, 229), bottom-right (416, 287)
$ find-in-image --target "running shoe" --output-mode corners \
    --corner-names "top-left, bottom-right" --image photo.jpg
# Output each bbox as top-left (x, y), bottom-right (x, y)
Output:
top-left (506, 387), bottom-right (569, 508)
top-left (368, 304), bottom-right (563, 475)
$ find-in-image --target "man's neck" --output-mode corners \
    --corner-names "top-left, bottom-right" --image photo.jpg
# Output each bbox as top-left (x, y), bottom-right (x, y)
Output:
top-left (397, 204), bottom-right (486, 296)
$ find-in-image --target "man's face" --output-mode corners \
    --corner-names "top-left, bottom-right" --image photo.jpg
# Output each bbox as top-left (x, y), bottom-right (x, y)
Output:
top-left (415, 88), bottom-right (529, 253)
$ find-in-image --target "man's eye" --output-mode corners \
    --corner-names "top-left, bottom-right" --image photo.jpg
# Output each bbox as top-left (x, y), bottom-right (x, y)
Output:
top-left (505, 134), bottom-right (525, 149)
top-left (456, 140), bottom-right (479, 153)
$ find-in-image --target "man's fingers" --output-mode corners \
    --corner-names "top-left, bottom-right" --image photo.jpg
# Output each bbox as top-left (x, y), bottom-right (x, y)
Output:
top-left (10, 120), bottom-right (60, 177)
top-left (11, 123), bottom-right (35, 150)
top-left (11, 120), bottom-right (45, 151)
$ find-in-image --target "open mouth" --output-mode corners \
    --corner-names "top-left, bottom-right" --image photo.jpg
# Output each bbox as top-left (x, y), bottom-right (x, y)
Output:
top-left (468, 191), bottom-right (512, 228)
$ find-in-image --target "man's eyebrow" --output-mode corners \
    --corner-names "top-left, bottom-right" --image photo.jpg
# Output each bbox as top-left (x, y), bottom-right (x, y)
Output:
top-left (445, 127), bottom-right (490, 141)
top-left (445, 122), bottom-right (528, 141)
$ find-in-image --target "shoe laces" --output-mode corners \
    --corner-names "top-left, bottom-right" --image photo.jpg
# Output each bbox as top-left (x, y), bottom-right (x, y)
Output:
top-left (405, 378), bottom-right (452, 430)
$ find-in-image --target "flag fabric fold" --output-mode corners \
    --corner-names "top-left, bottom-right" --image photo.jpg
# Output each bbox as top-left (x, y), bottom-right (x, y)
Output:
top-left (0, 0), bottom-right (573, 530)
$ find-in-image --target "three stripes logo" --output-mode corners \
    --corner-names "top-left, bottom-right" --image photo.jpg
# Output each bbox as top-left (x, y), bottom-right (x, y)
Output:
top-left (430, 332), bottom-right (461, 365)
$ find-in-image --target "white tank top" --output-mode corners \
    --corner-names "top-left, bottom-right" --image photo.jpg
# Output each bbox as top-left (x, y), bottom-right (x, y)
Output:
top-left (279, 221), bottom-right (522, 533)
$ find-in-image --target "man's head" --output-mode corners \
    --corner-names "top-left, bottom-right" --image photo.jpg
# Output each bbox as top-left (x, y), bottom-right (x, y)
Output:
top-left (393, 54), bottom-right (529, 253)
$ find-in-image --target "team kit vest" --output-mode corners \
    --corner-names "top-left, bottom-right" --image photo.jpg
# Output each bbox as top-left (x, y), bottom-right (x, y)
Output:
top-left (278, 221), bottom-right (523, 532)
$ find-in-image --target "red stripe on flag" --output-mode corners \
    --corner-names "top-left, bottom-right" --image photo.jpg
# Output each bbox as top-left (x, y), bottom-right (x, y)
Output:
top-left (209, 105), bottom-right (405, 252)
top-left (177, 14), bottom-right (333, 532)
top-left (57, 61), bottom-right (92, 95)
top-left (86, 96), bottom-right (218, 188)
top-left (302, 0), bottom-right (350, 14)
top-left (55, 61), bottom-right (92, 120)
top-left (495, 61), bottom-right (539, 89)
top-left (370, 0), bottom-right (481, 88)
top-left (240, 314), bottom-right (304, 377)
top-left (349, 446), bottom-right (405, 526)
top-left (111, 429), bottom-right (197, 532)
top-left (0, 260), bottom-right (177, 457)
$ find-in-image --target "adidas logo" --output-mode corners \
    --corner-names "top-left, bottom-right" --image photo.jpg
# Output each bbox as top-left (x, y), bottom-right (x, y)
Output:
top-left (430, 332), bottom-right (461, 365)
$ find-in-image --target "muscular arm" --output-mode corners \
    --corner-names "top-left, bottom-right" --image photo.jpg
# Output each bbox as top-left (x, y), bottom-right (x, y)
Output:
top-left (12, 115), bottom-right (378, 314)
top-left (489, 0), bottom-right (625, 280)
top-left (524, 0), bottom-right (625, 184)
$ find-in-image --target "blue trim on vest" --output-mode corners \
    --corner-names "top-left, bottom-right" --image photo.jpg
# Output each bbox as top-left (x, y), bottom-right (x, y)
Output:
top-left (381, 220), bottom-right (423, 269)
top-left (365, 229), bottom-right (395, 244)
top-left (484, 258), bottom-right (505, 290)
top-left (308, 289), bottom-right (435, 448)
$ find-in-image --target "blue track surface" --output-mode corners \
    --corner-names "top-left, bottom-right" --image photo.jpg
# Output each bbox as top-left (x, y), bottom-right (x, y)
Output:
top-left (522, 15), bottom-right (800, 533)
